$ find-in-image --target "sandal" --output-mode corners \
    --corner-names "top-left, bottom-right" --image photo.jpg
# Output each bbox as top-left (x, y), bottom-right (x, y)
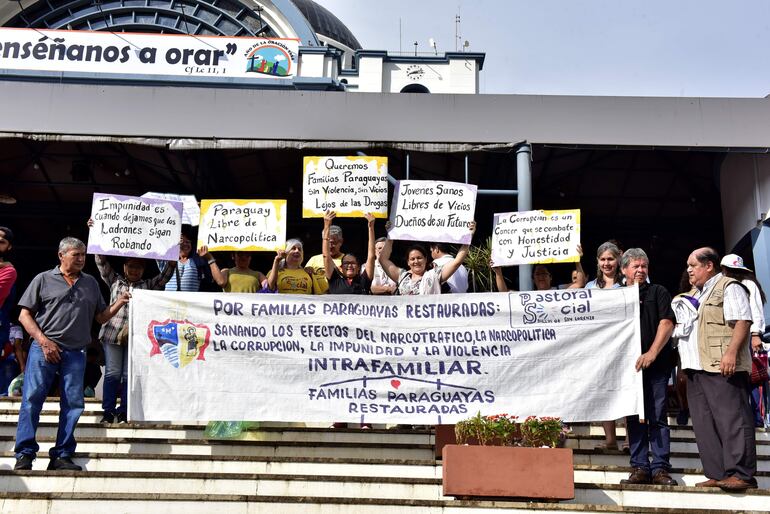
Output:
top-left (595, 442), bottom-right (619, 452)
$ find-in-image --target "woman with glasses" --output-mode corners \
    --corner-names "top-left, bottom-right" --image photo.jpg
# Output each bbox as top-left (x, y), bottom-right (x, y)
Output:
top-left (322, 211), bottom-right (376, 295)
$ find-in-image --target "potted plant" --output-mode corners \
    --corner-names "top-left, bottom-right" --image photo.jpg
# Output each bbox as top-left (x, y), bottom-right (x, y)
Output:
top-left (442, 413), bottom-right (574, 500)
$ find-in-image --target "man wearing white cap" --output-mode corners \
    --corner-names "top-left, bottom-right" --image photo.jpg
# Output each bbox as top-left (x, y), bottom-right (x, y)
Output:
top-left (682, 247), bottom-right (757, 491)
top-left (720, 254), bottom-right (767, 429)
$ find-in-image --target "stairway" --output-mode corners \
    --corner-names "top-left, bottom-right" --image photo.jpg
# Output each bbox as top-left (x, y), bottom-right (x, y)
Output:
top-left (0, 398), bottom-right (768, 513)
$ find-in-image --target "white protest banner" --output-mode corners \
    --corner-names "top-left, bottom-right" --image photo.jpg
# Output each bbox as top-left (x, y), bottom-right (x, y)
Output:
top-left (302, 156), bottom-right (389, 218)
top-left (129, 287), bottom-right (643, 424)
top-left (491, 209), bottom-right (581, 266)
top-left (142, 192), bottom-right (200, 226)
top-left (0, 28), bottom-right (298, 79)
top-left (197, 199), bottom-right (286, 252)
top-left (387, 180), bottom-right (477, 244)
top-left (87, 193), bottom-right (182, 260)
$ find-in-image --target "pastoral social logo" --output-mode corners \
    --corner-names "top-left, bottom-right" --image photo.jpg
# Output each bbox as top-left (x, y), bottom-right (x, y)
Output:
top-left (244, 40), bottom-right (295, 77)
top-left (518, 289), bottom-right (594, 325)
top-left (148, 319), bottom-right (211, 368)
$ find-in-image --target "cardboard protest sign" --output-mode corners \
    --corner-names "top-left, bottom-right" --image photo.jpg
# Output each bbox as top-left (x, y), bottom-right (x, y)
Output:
top-left (491, 209), bottom-right (581, 266)
top-left (129, 287), bottom-right (643, 424)
top-left (197, 199), bottom-right (286, 252)
top-left (302, 156), bottom-right (389, 218)
top-left (87, 193), bottom-right (182, 260)
top-left (387, 180), bottom-right (477, 244)
top-left (142, 192), bottom-right (200, 226)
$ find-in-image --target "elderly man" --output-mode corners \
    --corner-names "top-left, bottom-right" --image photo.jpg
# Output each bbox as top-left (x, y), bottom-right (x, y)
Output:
top-left (306, 223), bottom-right (344, 294)
top-left (680, 247), bottom-right (757, 491)
top-left (620, 248), bottom-right (677, 486)
top-left (14, 237), bottom-right (129, 471)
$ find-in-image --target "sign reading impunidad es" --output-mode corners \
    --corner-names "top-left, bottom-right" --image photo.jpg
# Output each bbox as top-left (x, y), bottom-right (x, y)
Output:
top-left (87, 193), bottom-right (182, 260)
top-left (302, 156), bottom-right (389, 218)
top-left (0, 28), bottom-right (298, 79)
top-left (387, 180), bottom-right (477, 244)
top-left (491, 209), bottom-right (581, 266)
top-left (197, 199), bottom-right (286, 252)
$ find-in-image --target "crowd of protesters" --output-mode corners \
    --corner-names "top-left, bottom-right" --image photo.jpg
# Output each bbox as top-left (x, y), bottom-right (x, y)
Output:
top-left (0, 212), bottom-right (767, 494)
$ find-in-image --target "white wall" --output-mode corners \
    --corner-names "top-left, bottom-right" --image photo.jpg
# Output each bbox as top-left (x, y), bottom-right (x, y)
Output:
top-left (720, 153), bottom-right (770, 250)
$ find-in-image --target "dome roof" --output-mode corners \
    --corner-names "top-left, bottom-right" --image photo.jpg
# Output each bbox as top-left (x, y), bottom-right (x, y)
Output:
top-left (291, 0), bottom-right (362, 50)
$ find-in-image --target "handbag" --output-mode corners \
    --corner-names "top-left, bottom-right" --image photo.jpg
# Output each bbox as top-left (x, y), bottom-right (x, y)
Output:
top-left (751, 354), bottom-right (769, 385)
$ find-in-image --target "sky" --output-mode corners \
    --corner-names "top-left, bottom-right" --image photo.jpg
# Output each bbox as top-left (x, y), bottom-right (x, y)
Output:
top-left (315, 0), bottom-right (770, 97)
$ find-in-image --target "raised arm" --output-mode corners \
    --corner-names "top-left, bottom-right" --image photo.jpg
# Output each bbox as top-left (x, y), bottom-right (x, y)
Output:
top-left (322, 211), bottom-right (337, 280)
top-left (363, 213), bottom-right (376, 280)
top-left (568, 244), bottom-right (587, 289)
top-left (267, 250), bottom-right (285, 291)
top-left (147, 258), bottom-right (177, 290)
top-left (491, 259), bottom-right (508, 292)
top-left (198, 245), bottom-right (228, 288)
top-left (377, 224), bottom-right (402, 283)
top-left (439, 221), bottom-right (476, 283)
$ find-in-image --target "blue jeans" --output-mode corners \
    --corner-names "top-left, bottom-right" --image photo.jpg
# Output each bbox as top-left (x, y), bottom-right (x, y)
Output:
top-left (626, 367), bottom-right (671, 475)
top-left (102, 342), bottom-right (127, 416)
top-left (15, 342), bottom-right (85, 459)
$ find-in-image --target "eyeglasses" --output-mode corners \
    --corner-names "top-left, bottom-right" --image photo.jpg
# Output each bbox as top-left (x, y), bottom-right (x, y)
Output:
top-left (341, 262), bottom-right (358, 267)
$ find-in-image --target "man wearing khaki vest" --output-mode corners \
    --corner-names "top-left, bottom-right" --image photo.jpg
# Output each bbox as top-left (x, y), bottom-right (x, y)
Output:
top-left (681, 247), bottom-right (757, 491)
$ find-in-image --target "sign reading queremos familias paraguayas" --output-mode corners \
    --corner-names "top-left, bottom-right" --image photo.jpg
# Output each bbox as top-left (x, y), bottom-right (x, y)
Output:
top-left (197, 199), bottom-right (286, 252)
top-left (302, 156), bottom-right (389, 218)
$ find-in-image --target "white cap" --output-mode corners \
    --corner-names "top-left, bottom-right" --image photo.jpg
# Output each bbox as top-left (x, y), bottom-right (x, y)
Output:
top-left (720, 254), bottom-right (752, 272)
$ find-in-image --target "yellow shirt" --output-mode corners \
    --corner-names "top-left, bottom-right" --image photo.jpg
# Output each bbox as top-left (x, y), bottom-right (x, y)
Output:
top-left (305, 254), bottom-right (342, 294)
top-left (277, 268), bottom-right (315, 294)
top-left (224, 269), bottom-right (263, 293)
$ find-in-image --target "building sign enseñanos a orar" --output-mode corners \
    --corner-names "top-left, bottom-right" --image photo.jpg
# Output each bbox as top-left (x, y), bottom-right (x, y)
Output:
top-left (0, 28), bottom-right (299, 79)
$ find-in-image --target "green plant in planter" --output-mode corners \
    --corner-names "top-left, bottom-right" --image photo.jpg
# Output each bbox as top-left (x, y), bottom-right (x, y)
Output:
top-left (520, 416), bottom-right (564, 448)
top-left (455, 412), bottom-right (565, 448)
top-left (463, 237), bottom-right (497, 292)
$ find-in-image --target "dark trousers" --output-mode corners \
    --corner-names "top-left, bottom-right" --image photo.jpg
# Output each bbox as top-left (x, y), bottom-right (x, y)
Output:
top-left (626, 367), bottom-right (671, 474)
top-left (686, 370), bottom-right (757, 481)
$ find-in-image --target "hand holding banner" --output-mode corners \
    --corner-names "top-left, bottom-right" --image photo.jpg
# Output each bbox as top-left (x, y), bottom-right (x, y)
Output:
top-left (302, 156), bottom-right (389, 218)
top-left (197, 199), bottom-right (286, 252)
top-left (387, 180), bottom-right (477, 244)
top-left (491, 209), bottom-right (581, 266)
top-left (87, 193), bottom-right (182, 260)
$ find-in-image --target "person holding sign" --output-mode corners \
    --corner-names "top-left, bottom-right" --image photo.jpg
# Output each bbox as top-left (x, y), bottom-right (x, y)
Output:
top-left (322, 211), bottom-right (376, 295)
top-left (371, 237), bottom-right (397, 295)
top-left (585, 241), bottom-right (628, 453)
top-left (619, 248), bottom-right (677, 487)
top-left (378, 221), bottom-right (476, 296)
top-left (94, 254), bottom-right (176, 423)
top-left (197, 247), bottom-right (268, 293)
top-left (267, 239), bottom-right (320, 295)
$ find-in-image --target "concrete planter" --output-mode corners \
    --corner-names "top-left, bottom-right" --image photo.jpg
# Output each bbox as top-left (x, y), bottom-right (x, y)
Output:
top-left (442, 444), bottom-right (574, 500)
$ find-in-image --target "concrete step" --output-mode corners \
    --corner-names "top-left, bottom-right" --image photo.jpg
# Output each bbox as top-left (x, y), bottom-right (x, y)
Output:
top-left (0, 452), bottom-right (440, 477)
top-left (0, 435), bottom-right (435, 460)
top-left (568, 422), bottom-right (770, 442)
top-left (573, 448), bottom-right (770, 473)
top-left (0, 420), bottom-right (433, 445)
top-left (0, 493), bottom-right (750, 514)
top-left (2, 453), bottom-right (769, 490)
top-left (0, 477), bottom-right (768, 512)
top-left (564, 434), bottom-right (770, 456)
